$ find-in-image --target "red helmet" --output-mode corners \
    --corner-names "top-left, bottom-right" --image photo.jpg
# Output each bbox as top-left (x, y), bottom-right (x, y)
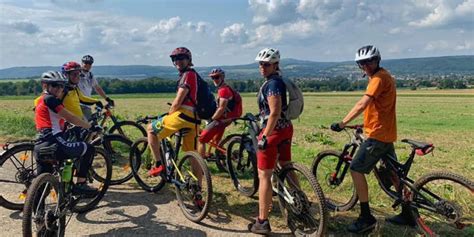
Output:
top-left (61, 61), bottom-right (81, 74)
top-left (170, 47), bottom-right (193, 65)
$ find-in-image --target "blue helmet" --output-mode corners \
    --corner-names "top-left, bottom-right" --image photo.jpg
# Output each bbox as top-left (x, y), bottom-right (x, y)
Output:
top-left (209, 67), bottom-right (225, 78)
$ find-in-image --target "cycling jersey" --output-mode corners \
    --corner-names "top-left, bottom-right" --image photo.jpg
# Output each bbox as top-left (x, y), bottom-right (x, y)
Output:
top-left (78, 70), bottom-right (98, 97)
top-left (258, 73), bottom-right (291, 129)
top-left (35, 93), bottom-right (64, 135)
top-left (177, 70), bottom-right (198, 110)
top-left (217, 85), bottom-right (242, 119)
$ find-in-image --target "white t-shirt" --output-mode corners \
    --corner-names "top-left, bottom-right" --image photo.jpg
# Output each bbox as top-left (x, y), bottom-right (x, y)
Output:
top-left (79, 70), bottom-right (98, 97)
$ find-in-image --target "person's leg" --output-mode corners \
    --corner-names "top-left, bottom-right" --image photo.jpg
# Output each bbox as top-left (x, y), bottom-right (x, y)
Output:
top-left (147, 123), bottom-right (162, 165)
top-left (183, 124), bottom-right (203, 185)
top-left (258, 168), bottom-right (273, 220)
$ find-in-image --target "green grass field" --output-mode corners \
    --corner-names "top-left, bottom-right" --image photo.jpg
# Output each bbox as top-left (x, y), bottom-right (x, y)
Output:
top-left (0, 89), bottom-right (473, 236)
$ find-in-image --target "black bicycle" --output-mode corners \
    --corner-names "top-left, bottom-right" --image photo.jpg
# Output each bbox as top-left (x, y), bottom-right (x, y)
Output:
top-left (98, 103), bottom-right (147, 145)
top-left (225, 113), bottom-right (260, 197)
top-left (0, 140), bottom-right (35, 210)
top-left (22, 130), bottom-right (112, 237)
top-left (312, 125), bottom-right (473, 236)
top-left (129, 124), bottom-right (212, 223)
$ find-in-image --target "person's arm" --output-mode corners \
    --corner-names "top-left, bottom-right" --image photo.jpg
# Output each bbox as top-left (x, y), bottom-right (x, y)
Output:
top-left (263, 95), bottom-right (282, 136)
top-left (169, 87), bottom-right (188, 114)
top-left (339, 95), bottom-right (373, 127)
top-left (212, 98), bottom-right (228, 120)
top-left (76, 88), bottom-right (100, 105)
top-left (94, 85), bottom-right (107, 99)
top-left (58, 108), bottom-right (91, 129)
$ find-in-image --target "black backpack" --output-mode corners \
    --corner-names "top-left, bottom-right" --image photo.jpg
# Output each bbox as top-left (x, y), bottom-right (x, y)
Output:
top-left (184, 69), bottom-right (216, 120)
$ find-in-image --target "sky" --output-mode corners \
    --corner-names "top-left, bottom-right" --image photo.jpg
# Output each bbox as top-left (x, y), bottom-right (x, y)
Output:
top-left (0, 0), bottom-right (473, 69)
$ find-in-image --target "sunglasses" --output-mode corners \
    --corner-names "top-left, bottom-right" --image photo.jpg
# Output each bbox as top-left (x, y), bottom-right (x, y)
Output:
top-left (50, 83), bottom-right (65, 88)
top-left (210, 75), bottom-right (221, 80)
top-left (171, 55), bottom-right (189, 62)
top-left (259, 62), bottom-right (272, 67)
top-left (357, 58), bottom-right (377, 67)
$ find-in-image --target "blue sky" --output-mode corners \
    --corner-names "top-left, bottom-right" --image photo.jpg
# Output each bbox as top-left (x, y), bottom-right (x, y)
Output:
top-left (0, 0), bottom-right (473, 69)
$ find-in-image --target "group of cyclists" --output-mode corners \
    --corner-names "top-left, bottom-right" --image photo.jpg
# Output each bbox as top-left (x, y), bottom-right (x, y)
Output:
top-left (32, 44), bottom-right (410, 235)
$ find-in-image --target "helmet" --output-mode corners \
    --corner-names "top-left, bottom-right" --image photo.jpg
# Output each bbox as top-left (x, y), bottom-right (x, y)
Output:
top-left (82, 55), bottom-right (94, 64)
top-left (61, 61), bottom-right (81, 74)
top-left (209, 68), bottom-right (225, 78)
top-left (170, 47), bottom-right (193, 65)
top-left (355, 45), bottom-right (381, 62)
top-left (41, 71), bottom-right (67, 84)
top-left (255, 48), bottom-right (280, 63)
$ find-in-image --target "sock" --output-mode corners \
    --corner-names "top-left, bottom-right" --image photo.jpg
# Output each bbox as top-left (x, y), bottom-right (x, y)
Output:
top-left (360, 202), bottom-right (373, 219)
top-left (155, 160), bottom-right (163, 167)
top-left (257, 218), bottom-right (267, 224)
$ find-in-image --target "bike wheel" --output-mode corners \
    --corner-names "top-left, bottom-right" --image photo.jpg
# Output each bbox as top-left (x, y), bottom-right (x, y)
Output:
top-left (175, 151), bottom-right (212, 223)
top-left (277, 162), bottom-right (328, 237)
top-left (129, 137), bottom-right (166, 192)
top-left (101, 134), bottom-right (134, 185)
top-left (23, 173), bottom-right (66, 237)
top-left (109, 121), bottom-right (147, 146)
top-left (0, 142), bottom-right (35, 210)
top-left (311, 150), bottom-right (357, 211)
top-left (226, 136), bottom-right (258, 197)
top-left (72, 146), bottom-right (111, 213)
top-left (412, 171), bottom-right (474, 236)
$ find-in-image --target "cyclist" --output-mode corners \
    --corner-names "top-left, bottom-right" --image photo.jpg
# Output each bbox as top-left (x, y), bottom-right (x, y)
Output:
top-left (34, 71), bottom-right (101, 197)
top-left (78, 55), bottom-right (115, 120)
top-left (331, 45), bottom-right (413, 233)
top-left (248, 48), bottom-right (293, 235)
top-left (198, 67), bottom-right (242, 157)
top-left (146, 47), bottom-right (203, 206)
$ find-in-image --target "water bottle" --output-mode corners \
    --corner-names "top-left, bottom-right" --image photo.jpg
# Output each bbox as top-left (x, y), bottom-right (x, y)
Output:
top-left (62, 159), bottom-right (73, 191)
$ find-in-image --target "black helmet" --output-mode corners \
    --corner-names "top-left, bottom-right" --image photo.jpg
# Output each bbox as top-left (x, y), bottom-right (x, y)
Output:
top-left (41, 71), bottom-right (67, 84)
top-left (82, 55), bottom-right (94, 64)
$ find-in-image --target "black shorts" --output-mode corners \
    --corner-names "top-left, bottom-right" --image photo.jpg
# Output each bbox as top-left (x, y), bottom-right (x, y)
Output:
top-left (350, 138), bottom-right (397, 174)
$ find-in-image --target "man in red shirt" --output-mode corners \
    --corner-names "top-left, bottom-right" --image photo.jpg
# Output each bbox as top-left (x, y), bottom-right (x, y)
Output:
top-left (198, 68), bottom-right (242, 157)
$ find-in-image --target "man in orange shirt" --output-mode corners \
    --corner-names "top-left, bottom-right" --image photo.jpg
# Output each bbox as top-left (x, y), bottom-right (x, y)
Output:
top-left (332, 45), bottom-right (413, 233)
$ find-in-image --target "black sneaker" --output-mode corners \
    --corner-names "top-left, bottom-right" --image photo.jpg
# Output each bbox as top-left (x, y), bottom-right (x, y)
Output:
top-left (72, 182), bottom-right (98, 198)
top-left (248, 218), bottom-right (271, 235)
top-left (347, 216), bottom-right (377, 234)
top-left (386, 205), bottom-right (417, 227)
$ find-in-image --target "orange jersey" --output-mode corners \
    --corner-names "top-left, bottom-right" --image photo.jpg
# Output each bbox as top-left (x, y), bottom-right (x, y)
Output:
top-left (363, 68), bottom-right (397, 143)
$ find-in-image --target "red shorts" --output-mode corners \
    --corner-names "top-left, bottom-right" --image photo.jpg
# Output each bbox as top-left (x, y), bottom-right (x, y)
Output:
top-left (199, 120), bottom-right (229, 144)
top-left (257, 125), bottom-right (293, 170)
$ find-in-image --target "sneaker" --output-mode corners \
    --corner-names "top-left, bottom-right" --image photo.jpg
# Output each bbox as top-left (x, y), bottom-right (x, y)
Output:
top-left (148, 165), bottom-right (164, 177)
top-left (347, 216), bottom-right (377, 234)
top-left (248, 218), bottom-right (271, 235)
top-left (386, 205), bottom-right (417, 227)
top-left (193, 192), bottom-right (205, 210)
top-left (72, 182), bottom-right (98, 198)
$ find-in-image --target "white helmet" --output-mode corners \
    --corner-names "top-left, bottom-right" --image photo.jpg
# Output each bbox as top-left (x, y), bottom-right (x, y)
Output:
top-left (255, 48), bottom-right (280, 63)
top-left (355, 45), bottom-right (381, 62)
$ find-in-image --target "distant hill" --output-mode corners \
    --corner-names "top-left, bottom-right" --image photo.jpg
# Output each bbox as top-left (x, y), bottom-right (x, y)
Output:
top-left (1, 55), bottom-right (472, 80)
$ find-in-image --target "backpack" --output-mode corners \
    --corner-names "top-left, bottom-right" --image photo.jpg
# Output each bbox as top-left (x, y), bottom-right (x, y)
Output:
top-left (281, 77), bottom-right (304, 120)
top-left (184, 69), bottom-right (217, 120)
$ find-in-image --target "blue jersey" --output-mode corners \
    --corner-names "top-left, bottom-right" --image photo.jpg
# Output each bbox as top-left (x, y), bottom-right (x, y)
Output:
top-left (258, 73), bottom-right (291, 129)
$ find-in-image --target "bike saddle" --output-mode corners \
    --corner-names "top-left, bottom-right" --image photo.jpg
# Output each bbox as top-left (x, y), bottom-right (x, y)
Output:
top-left (401, 139), bottom-right (434, 155)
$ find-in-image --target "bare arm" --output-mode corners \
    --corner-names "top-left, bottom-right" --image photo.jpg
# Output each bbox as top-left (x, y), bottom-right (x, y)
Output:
top-left (340, 95), bottom-right (373, 127)
top-left (94, 85), bottom-right (107, 99)
top-left (212, 98), bottom-right (228, 120)
top-left (169, 87), bottom-right (188, 114)
top-left (263, 95), bottom-right (282, 137)
top-left (58, 109), bottom-right (91, 129)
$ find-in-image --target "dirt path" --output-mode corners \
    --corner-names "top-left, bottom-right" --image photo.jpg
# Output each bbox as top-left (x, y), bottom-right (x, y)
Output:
top-left (0, 184), bottom-right (293, 236)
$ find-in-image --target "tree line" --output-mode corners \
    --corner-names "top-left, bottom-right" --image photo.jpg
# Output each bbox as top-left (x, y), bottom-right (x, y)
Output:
top-left (0, 76), bottom-right (472, 96)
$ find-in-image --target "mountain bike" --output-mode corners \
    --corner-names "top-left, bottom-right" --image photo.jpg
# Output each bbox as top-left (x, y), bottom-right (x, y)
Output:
top-left (312, 125), bottom-right (473, 236)
top-left (272, 162), bottom-right (328, 236)
top-left (225, 113), bottom-right (260, 197)
top-left (22, 130), bottom-right (112, 237)
top-left (98, 103), bottom-right (147, 144)
top-left (129, 125), bottom-right (212, 223)
top-left (0, 140), bottom-right (35, 210)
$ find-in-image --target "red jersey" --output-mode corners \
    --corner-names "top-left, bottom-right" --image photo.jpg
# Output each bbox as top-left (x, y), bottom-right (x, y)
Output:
top-left (35, 94), bottom-right (65, 135)
top-left (217, 85), bottom-right (242, 119)
top-left (177, 70), bottom-right (198, 108)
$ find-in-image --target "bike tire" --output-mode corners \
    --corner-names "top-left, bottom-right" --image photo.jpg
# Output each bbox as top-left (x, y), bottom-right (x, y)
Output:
top-left (72, 146), bottom-right (112, 213)
top-left (0, 142), bottom-right (35, 210)
top-left (109, 121), bottom-right (147, 145)
top-left (277, 162), bottom-right (328, 237)
top-left (412, 171), bottom-right (474, 236)
top-left (213, 135), bottom-right (238, 173)
top-left (175, 151), bottom-right (213, 223)
top-left (23, 173), bottom-right (65, 237)
top-left (311, 150), bottom-right (358, 212)
top-left (129, 137), bottom-right (166, 192)
top-left (226, 136), bottom-right (258, 197)
top-left (101, 134), bottom-right (134, 185)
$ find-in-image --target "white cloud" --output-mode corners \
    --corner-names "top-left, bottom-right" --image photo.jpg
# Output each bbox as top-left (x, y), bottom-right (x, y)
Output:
top-left (249, 0), bottom-right (299, 25)
top-left (220, 23), bottom-right (249, 44)
top-left (147, 16), bottom-right (181, 34)
top-left (5, 20), bottom-right (40, 34)
top-left (408, 0), bottom-right (474, 28)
